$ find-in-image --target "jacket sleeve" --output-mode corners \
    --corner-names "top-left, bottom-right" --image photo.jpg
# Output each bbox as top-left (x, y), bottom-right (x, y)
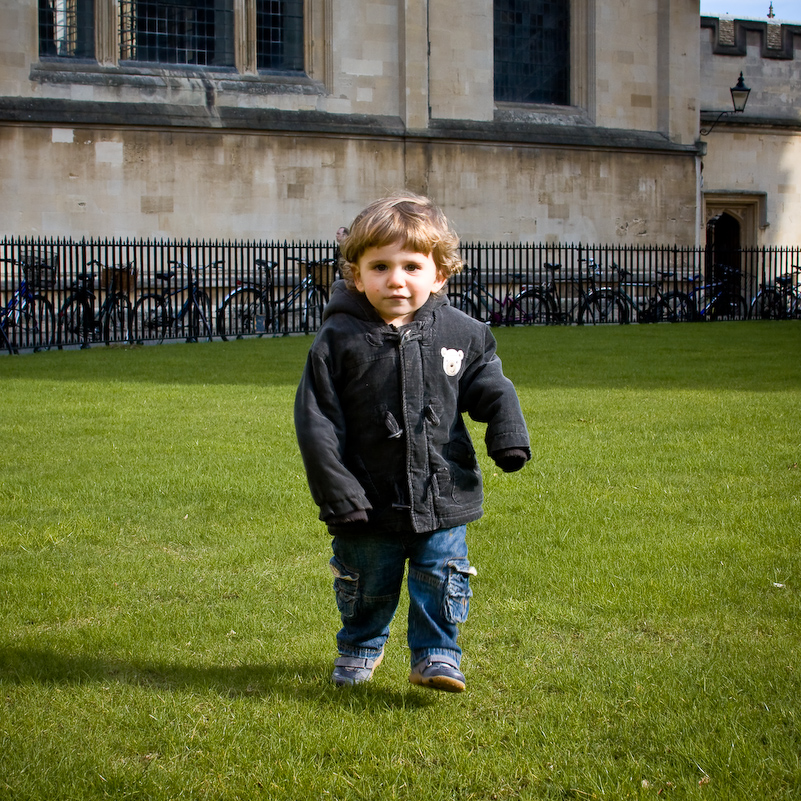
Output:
top-left (294, 346), bottom-right (372, 522)
top-left (459, 325), bottom-right (531, 460)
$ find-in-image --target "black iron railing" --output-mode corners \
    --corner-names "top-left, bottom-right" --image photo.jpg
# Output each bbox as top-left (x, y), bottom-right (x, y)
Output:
top-left (452, 242), bottom-right (800, 326)
top-left (2, 238), bottom-right (799, 352)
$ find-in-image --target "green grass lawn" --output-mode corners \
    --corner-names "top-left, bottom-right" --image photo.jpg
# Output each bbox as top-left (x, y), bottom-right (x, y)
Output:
top-left (1, 322), bottom-right (799, 800)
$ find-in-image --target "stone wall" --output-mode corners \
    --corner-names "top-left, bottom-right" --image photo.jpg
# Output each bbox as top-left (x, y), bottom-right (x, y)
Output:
top-left (0, 122), bottom-right (697, 243)
top-left (0, 0), bottom-right (706, 244)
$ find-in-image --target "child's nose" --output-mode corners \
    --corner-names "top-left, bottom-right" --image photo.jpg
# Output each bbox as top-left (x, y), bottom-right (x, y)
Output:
top-left (387, 267), bottom-right (406, 286)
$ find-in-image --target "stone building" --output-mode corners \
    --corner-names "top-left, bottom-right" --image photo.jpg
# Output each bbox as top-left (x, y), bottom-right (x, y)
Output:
top-left (0, 1), bottom-right (798, 247)
top-left (700, 13), bottom-right (801, 252)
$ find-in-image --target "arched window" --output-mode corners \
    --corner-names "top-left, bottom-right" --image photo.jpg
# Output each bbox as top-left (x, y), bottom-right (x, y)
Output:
top-left (494, 0), bottom-right (570, 105)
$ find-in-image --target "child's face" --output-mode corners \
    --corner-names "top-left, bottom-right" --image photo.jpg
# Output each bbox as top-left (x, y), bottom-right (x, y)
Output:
top-left (353, 241), bottom-right (446, 327)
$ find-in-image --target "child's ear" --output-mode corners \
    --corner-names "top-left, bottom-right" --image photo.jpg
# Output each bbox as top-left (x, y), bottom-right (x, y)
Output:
top-left (352, 268), bottom-right (365, 293)
top-left (434, 271), bottom-right (448, 292)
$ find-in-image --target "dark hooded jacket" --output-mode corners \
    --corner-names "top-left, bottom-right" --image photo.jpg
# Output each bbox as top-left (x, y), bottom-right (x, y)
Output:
top-left (294, 281), bottom-right (530, 535)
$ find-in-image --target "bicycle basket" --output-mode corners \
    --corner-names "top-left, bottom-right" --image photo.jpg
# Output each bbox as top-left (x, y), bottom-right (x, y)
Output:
top-left (308, 259), bottom-right (338, 289)
top-left (23, 263), bottom-right (57, 290)
top-left (101, 263), bottom-right (137, 294)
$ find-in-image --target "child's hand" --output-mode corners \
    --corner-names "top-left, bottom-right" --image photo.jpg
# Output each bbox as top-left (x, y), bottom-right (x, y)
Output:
top-left (491, 448), bottom-right (529, 473)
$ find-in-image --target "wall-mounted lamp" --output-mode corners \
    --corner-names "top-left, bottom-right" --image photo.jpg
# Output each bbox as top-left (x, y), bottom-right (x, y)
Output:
top-left (700, 72), bottom-right (751, 136)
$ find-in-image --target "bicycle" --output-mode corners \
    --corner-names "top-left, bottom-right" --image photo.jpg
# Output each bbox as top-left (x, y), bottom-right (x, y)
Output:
top-left (133, 260), bottom-right (221, 344)
top-left (685, 264), bottom-right (748, 321)
top-left (58, 260), bottom-right (135, 348)
top-left (0, 257), bottom-right (57, 353)
top-left (615, 267), bottom-right (693, 323)
top-left (513, 259), bottom-right (628, 325)
top-left (502, 263), bottom-right (568, 325)
top-left (216, 256), bottom-right (335, 340)
top-left (749, 267), bottom-right (800, 320)
top-left (216, 259), bottom-right (275, 340)
top-left (570, 258), bottom-right (629, 324)
top-left (450, 263), bottom-right (536, 325)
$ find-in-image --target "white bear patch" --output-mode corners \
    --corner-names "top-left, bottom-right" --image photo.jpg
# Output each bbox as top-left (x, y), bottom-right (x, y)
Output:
top-left (441, 347), bottom-right (464, 377)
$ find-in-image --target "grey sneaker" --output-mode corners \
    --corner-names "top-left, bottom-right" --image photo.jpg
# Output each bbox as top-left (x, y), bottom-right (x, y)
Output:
top-left (331, 651), bottom-right (384, 686)
top-left (409, 657), bottom-right (466, 693)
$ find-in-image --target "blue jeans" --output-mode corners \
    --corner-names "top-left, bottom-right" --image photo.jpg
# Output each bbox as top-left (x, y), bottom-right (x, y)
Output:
top-left (329, 525), bottom-right (475, 668)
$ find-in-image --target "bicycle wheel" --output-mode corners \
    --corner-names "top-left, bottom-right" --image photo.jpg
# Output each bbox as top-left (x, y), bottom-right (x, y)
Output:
top-left (303, 286), bottom-right (328, 333)
top-left (33, 295), bottom-right (56, 350)
top-left (790, 291), bottom-right (801, 319)
top-left (102, 294), bottom-right (132, 344)
top-left (656, 291), bottom-right (693, 323)
top-left (4, 295), bottom-right (56, 351)
top-left (217, 288), bottom-right (270, 340)
top-left (0, 318), bottom-right (11, 354)
top-left (749, 290), bottom-right (779, 320)
top-left (452, 295), bottom-right (483, 322)
top-left (132, 294), bottom-right (169, 344)
top-left (511, 290), bottom-right (553, 325)
top-left (577, 289), bottom-right (628, 324)
top-left (188, 291), bottom-right (213, 341)
top-left (58, 295), bottom-right (94, 348)
top-left (710, 294), bottom-right (747, 321)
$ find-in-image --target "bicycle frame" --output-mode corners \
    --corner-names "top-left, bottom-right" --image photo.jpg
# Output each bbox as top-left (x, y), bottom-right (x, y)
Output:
top-left (163, 261), bottom-right (217, 341)
top-left (0, 282), bottom-right (33, 324)
top-left (614, 269), bottom-right (690, 324)
top-left (278, 257), bottom-right (333, 333)
top-left (0, 314), bottom-right (12, 354)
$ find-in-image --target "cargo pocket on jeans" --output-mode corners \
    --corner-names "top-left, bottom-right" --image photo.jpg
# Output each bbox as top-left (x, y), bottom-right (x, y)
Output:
top-left (329, 556), bottom-right (359, 620)
top-left (443, 559), bottom-right (477, 624)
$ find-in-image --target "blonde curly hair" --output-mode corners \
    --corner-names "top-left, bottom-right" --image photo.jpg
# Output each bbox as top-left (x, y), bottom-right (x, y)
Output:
top-left (339, 192), bottom-right (462, 291)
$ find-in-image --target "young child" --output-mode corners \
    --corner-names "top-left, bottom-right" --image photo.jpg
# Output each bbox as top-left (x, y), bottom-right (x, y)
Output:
top-left (294, 193), bottom-right (530, 692)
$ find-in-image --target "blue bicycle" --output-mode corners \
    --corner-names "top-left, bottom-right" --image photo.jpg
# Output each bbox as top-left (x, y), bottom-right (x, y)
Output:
top-left (0, 258), bottom-right (56, 353)
top-left (685, 264), bottom-right (748, 322)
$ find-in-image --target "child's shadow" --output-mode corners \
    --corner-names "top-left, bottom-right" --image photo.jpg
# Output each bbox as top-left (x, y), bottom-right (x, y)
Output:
top-left (0, 646), bottom-right (437, 709)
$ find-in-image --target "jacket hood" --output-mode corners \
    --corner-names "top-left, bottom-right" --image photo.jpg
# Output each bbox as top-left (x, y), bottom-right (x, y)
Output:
top-left (323, 279), bottom-right (449, 326)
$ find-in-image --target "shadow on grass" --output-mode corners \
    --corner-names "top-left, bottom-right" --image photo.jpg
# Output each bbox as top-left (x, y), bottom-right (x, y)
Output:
top-left (0, 646), bottom-right (437, 709)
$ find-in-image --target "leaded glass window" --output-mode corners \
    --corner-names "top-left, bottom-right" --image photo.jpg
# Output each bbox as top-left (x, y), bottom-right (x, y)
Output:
top-left (494, 0), bottom-right (570, 105)
top-left (119, 0), bottom-right (235, 66)
top-left (256, 0), bottom-right (304, 72)
top-left (39, 0), bottom-right (95, 59)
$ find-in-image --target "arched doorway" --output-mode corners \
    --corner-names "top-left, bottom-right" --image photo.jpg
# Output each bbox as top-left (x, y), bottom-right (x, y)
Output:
top-left (706, 212), bottom-right (741, 284)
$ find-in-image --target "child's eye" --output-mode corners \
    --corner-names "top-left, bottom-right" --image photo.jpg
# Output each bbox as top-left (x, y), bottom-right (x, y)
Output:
top-left (405, 263), bottom-right (421, 271)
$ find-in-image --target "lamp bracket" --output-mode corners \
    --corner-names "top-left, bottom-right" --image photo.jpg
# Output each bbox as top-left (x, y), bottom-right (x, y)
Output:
top-left (699, 110), bottom-right (735, 136)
